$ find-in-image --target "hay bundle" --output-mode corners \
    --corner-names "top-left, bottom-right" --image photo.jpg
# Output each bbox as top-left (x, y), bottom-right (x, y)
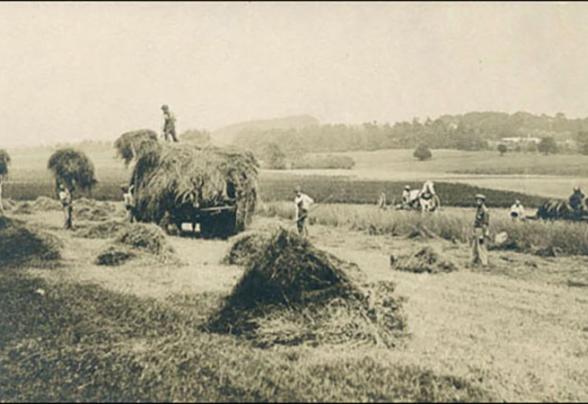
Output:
top-left (0, 216), bottom-right (62, 267)
top-left (95, 245), bottom-right (136, 266)
top-left (115, 223), bottom-right (174, 256)
top-left (13, 202), bottom-right (34, 215)
top-left (75, 220), bottom-right (129, 239)
top-left (208, 228), bottom-right (406, 348)
top-left (222, 230), bottom-right (274, 266)
top-left (33, 196), bottom-right (62, 211)
top-left (392, 246), bottom-right (458, 274)
top-left (132, 143), bottom-right (258, 232)
top-left (75, 206), bottom-right (111, 222)
top-left (94, 223), bottom-right (178, 266)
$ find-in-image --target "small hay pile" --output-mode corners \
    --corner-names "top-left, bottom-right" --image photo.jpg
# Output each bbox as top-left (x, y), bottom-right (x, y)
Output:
top-left (95, 245), bottom-right (136, 266)
top-left (75, 206), bottom-right (111, 222)
top-left (75, 220), bottom-right (129, 239)
top-left (95, 223), bottom-right (178, 266)
top-left (131, 142), bottom-right (258, 232)
top-left (392, 246), bottom-right (458, 274)
top-left (13, 202), bottom-right (34, 215)
top-left (32, 196), bottom-right (62, 211)
top-left (208, 228), bottom-right (406, 348)
top-left (0, 216), bottom-right (62, 268)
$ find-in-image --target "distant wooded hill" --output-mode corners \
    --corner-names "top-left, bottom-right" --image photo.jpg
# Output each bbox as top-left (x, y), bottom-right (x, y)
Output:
top-left (211, 115), bottom-right (320, 145)
top-left (226, 111), bottom-right (588, 155)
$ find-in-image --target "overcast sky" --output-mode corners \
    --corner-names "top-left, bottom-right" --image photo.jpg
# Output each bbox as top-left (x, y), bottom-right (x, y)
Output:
top-left (1, 2), bottom-right (588, 147)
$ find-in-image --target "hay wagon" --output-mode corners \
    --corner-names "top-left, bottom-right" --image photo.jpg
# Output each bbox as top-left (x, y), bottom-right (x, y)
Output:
top-left (129, 142), bottom-right (259, 239)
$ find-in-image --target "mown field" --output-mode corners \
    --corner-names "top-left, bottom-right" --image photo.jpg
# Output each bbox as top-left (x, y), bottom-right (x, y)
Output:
top-left (1, 206), bottom-right (587, 402)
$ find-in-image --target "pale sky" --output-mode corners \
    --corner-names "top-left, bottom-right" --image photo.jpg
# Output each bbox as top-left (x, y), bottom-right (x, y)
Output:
top-left (1, 2), bottom-right (588, 147)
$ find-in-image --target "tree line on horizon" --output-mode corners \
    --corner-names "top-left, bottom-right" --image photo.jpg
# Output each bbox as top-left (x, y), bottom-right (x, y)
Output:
top-left (231, 111), bottom-right (588, 158)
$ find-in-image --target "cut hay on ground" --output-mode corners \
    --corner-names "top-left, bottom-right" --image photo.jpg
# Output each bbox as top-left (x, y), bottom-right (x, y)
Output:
top-left (75, 220), bottom-right (129, 239)
top-left (94, 223), bottom-right (179, 266)
top-left (75, 206), bottom-right (111, 222)
top-left (1, 198), bottom-right (16, 211)
top-left (32, 196), bottom-right (62, 211)
top-left (13, 202), bottom-right (34, 215)
top-left (222, 231), bottom-right (272, 266)
top-left (0, 216), bottom-right (61, 267)
top-left (95, 245), bottom-right (136, 266)
top-left (131, 142), bottom-right (258, 233)
top-left (115, 223), bottom-right (175, 256)
top-left (208, 227), bottom-right (406, 348)
top-left (392, 246), bottom-right (458, 274)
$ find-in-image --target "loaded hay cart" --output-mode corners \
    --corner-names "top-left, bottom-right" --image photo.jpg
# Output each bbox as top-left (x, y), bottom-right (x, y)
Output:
top-left (116, 133), bottom-right (258, 239)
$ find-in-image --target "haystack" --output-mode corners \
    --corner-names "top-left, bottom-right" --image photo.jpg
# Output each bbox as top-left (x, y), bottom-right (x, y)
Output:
top-left (131, 142), bottom-right (258, 234)
top-left (94, 223), bottom-right (178, 266)
top-left (0, 216), bottom-right (62, 267)
top-left (75, 220), bottom-right (129, 239)
top-left (392, 246), bottom-right (458, 274)
top-left (32, 196), bottom-right (62, 211)
top-left (208, 228), bottom-right (406, 348)
top-left (222, 230), bottom-right (272, 266)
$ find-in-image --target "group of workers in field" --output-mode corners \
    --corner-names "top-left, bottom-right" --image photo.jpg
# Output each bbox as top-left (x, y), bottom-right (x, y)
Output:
top-left (55, 103), bottom-right (588, 270)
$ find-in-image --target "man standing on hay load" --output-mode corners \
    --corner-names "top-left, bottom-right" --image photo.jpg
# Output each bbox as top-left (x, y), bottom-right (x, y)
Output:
top-left (58, 184), bottom-right (73, 230)
top-left (294, 186), bottom-right (314, 237)
top-left (471, 194), bottom-right (490, 267)
top-left (161, 104), bottom-right (178, 142)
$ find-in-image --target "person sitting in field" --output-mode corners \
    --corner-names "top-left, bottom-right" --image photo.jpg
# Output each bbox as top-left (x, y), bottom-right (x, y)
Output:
top-left (377, 191), bottom-right (387, 210)
top-left (509, 199), bottom-right (525, 221)
top-left (569, 186), bottom-right (585, 213)
top-left (401, 185), bottom-right (412, 208)
top-left (122, 184), bottom-right (136, 223)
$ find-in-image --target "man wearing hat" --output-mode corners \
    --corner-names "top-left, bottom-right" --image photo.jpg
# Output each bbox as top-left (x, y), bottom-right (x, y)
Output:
top-left (472, 193), bottom-right (490, 267)
top-left (161, 104), bottom-right (178, 142)
top-left (294, 186), bottom-right (314, 237)
top-left (569, 186), bottom-right (585, 216)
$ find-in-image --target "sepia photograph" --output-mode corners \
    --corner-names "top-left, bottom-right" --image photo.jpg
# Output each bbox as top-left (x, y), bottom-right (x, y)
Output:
top-left (1, 2), bottom-right (587, 402)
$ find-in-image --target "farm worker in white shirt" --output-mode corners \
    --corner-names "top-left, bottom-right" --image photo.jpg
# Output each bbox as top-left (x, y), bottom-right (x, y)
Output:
top-left (58, 184), bottom-right (73, 230)
top-left (294, 186), bottom-right (314, 237)
top-left (509, 199), bottom-right (525, 221)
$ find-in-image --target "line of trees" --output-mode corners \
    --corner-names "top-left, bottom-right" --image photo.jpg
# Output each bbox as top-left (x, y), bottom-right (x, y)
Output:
top-left (232, 111), bottom-right (588, 155)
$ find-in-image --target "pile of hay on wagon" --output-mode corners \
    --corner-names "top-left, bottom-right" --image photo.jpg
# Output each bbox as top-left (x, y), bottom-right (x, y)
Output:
top-left (116, 133), bottom-right (259, 237)
top-left (208, 227), bottom-right (406, 348)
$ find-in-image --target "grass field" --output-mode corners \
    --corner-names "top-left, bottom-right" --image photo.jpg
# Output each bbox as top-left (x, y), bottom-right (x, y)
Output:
top-left (0, 146), bottom-right (565, 208)
top-left (4, 146), bottom-right (587, 203)
top-left (1, 207), bottom-right (587, 401)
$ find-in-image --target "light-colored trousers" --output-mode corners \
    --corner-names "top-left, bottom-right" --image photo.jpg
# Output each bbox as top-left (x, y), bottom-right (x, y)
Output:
top-left (471, 228), bottom-right (488, 266)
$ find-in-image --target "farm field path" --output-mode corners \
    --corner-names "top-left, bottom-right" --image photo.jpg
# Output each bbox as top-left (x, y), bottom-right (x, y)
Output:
top-left (12, 211), bottom-right (588, 401)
